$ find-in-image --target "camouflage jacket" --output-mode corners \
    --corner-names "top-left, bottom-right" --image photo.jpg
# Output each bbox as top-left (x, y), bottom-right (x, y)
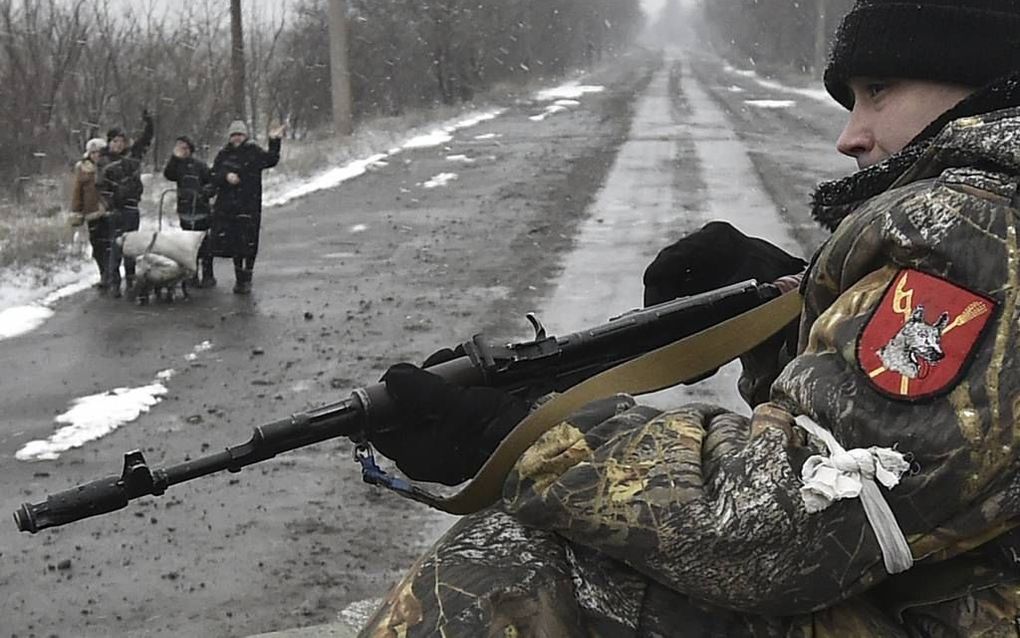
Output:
top-left (363, 109), bottom-right (1020, 637)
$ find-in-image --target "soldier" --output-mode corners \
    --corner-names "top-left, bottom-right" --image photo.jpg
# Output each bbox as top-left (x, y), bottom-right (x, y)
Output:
top-left (97, 110), bottom-right (154, 298)
top-left (361, 0), bottom-right (1020, 635)
top-left (210, 120), bottom-right (284, 295)
top-left (163, 135), bottom-right (215, 287)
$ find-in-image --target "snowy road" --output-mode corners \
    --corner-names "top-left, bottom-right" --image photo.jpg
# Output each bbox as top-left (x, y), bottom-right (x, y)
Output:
top-left (1, 48), bottom-right (855, 637)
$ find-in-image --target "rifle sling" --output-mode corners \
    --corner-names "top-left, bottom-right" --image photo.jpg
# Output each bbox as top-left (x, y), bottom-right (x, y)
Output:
top-left (423, 290), bottom-right (803, 515)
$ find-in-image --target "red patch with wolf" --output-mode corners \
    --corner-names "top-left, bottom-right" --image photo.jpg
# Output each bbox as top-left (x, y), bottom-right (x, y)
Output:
top-left (857, 269), bottom-right (996, 401)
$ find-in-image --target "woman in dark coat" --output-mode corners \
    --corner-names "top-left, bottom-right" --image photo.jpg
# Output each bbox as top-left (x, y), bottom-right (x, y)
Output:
top-left (164, 135), bottom-right (215, 286)
top-left (210, 120), bottom-right (284, 294)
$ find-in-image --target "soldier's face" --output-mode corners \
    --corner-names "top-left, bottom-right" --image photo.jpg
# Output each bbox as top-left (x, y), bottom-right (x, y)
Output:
top-left (109, 136), bottom-right (126, 154)
top-left (836, 78), bottom-right (974, 169)
top-left (229, 133), bottom-right (247, 147)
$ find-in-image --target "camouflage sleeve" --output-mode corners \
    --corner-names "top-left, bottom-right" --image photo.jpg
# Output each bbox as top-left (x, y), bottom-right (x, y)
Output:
top-left (503, 170), bottom-right (1020, 615)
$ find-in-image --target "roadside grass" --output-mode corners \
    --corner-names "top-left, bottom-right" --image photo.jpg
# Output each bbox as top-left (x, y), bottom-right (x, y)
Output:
top-left (0, 177), bottom-right (77, 270)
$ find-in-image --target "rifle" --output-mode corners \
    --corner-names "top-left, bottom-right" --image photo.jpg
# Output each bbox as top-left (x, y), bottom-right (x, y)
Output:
top-left (14, 279), bottom-right (779, 533)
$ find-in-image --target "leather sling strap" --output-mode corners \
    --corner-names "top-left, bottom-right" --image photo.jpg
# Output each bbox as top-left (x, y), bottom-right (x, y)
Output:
top-left (426, 289), bottom-right (804, 514)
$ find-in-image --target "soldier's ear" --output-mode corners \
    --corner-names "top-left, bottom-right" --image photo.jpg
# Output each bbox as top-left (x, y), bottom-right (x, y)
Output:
top-left (936, 311), bottom-right (950, 330)
top-left (910, 305), bottom-right (926, 323)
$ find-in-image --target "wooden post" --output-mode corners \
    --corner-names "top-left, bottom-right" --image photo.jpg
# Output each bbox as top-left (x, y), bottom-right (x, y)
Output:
top-left (814, 0), bottom-right (828, 79)
top-left (230, 0), bottom-right (246, 119)
top-left (328, 0), bottom-right (353, 137)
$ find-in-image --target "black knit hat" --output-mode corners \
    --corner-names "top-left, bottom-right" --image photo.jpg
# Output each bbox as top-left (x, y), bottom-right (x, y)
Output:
top-left (176, 135), bottom-right (195, 153)
top-left (106, 126), bottom-right (126, 141)
top-left (824, 0), bottom-right (1020, 110)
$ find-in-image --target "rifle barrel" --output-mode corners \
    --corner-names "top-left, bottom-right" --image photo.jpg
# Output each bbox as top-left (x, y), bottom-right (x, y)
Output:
top-left (14, 280), bottom-right (775, 533)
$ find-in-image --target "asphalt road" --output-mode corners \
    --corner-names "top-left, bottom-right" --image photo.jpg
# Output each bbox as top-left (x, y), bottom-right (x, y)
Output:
top-left (1, 46), bottom-right (854, 638)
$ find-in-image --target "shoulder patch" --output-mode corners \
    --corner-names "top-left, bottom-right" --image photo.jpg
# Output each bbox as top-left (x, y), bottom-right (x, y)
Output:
top-left (857, 269), bottom-right (996, 401)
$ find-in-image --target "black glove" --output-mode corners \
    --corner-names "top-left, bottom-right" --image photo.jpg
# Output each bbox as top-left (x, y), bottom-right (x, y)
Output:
top-left (644, 221), bottom-right (807, 399)
top-left (141, 108), bottom-right (153, 124)
top-left (372, 363), bottom-right (530, 486)
top-left (643, 221), bottom-right (806, 307)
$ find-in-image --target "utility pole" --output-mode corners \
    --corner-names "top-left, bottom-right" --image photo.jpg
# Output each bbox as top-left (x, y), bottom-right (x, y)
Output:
top-left (814, 0), bottom-right (828, 79)
top-left (328, 0), bottom-right (353, 137)
top-left (230, 0), bottom-right (246, 120)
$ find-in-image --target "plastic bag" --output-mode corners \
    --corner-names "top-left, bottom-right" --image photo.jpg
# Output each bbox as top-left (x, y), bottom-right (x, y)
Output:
top-left (119, 228), bottom-right (206, 285)
top-left (136, 253), bottom-right (186, 284)
top-left (120, 229), bottom-right (205, 268)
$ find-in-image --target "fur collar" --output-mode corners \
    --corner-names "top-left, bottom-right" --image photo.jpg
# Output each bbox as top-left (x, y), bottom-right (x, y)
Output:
top-left (811, 73), bottom-right (1020, 232)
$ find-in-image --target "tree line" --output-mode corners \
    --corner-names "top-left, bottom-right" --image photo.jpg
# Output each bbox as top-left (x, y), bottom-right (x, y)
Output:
top-left (0, 0), bottom-right (644, 191)
top-left (696, 0), bottom-right (855, 75)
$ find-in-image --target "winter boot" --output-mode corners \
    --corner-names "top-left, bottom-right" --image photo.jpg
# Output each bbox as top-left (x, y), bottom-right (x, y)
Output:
top-left (124, 276), bottom-right (136, 300)
top-left (199, 259), bottom-right (216, 288)
top-left (232, 268), bottom-right (252, 295)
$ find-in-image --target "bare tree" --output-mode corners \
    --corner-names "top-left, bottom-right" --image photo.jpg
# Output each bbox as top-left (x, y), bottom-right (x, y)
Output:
top-left (0, 0), bottom-right (645, 190)
top-left (230, 0), bottom-right (244, 119)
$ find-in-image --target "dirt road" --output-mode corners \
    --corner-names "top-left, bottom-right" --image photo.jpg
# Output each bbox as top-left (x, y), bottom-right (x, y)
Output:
top-left (1, 47), bottom-right (853, 637)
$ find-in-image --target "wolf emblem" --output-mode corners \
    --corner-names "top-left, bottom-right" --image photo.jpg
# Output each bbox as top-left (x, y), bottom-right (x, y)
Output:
top-left (877, 305), bottom-right (950, 379)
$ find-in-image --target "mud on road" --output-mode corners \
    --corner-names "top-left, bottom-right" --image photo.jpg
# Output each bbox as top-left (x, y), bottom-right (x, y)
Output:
top-left (1, 53), bottom-right (659, 637)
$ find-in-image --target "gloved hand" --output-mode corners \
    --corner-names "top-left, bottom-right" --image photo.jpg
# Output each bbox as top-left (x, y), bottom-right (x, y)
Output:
top-left (643, 221), bottom-right (807, 306)
top-left (371, 363), bottom-right (531, 486)
top-left (141, 108), bottom-right (153, 124)
top-left (644, 221), bottom-right (807, 402)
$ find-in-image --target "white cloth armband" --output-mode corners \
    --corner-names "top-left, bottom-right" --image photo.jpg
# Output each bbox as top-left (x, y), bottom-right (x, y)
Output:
top-left (795, 415), bottom-right (913, 574)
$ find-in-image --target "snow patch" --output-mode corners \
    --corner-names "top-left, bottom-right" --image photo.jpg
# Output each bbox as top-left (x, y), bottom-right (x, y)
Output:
top-left (16, 382), bottom-right (169, 461)
top-left (723, 64), bottom-right (837, 106)
top-left (531, 104), bottom-right (571, 121)
top-left (446, 154), bottom-right (475, 163)
top-left (0, 262), bottom-right (95, 342)
top-left (16, 341), bottom-right (208, 461)
top-left (745, 99), bottom-right (796, 109)
top-left (473, 133), bottom-right (501, 140)
top-left (535, 82), bottom-right (605, 101)
top-left (423, 173), bottom-right (458, 189)
top-left (262, 108), bottom-right (505, 209)
top-left (184, 340), bottom-right (213, 361)
top-left (403, 130), bottom-right (454, 150)
top-left (264, 154), bottom-right (389, 207)
top-left (350, 224), bottom-right (368, 233)
top-left (0, 305), bottom-right (53, 340)
top-left (529, 81), bottom-right (604, 121)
